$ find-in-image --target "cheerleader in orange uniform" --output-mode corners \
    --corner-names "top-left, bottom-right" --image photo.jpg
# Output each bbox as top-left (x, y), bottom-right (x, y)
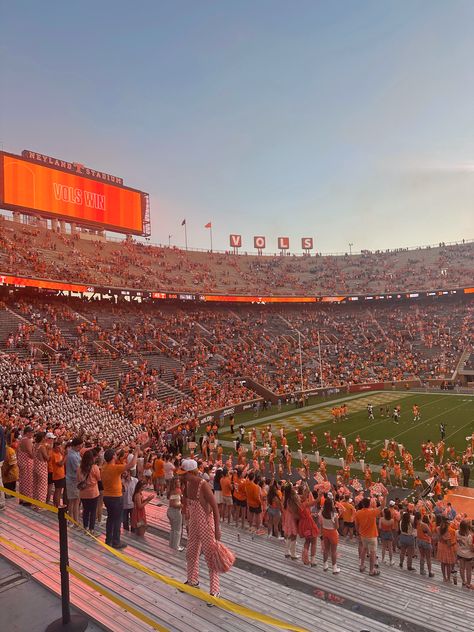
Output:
top-left (319, 458), bottom-right (328, 481)
top-left (393, 462), bottom-right (402, 487)
top-left (269, 451), bottom-right (275, 475)
top-left (364, 465), bottom-right (372, 490)
top-left (346, 443), bottom-right (354, 465)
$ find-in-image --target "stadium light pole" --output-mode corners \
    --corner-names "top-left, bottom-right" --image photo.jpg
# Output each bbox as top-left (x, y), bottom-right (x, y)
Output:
top-left (318, 330), bottom-right (324, 388)
top-left (297, 329), bottom-right (304, 397)
top-left (349, 242), bottom-right (353, 255)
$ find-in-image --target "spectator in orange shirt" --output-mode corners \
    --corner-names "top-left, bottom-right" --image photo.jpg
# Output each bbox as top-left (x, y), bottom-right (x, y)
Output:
top-left (153, 454), bottom-right (165, 496)
top-left (101, 445), bottom-right (139, 549)
top-left (355, 496), bottom-right (385, 576)
top-left (245, 472), bottom-right (262, 532)
top-left (219, 468), bottom-right (233, 524)
top-left (50, 441), bottom-right (66, 508)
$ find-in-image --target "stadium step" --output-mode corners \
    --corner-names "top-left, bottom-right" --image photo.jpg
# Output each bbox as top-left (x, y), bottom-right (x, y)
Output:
top-left (0, 502), bottom-right (406, 632)
top-left (145, 501), bottom-right (473, 632)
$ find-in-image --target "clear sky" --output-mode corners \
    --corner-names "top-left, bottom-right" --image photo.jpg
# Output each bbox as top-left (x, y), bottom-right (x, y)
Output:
top-left (1, 1), bottom-right (473, 253)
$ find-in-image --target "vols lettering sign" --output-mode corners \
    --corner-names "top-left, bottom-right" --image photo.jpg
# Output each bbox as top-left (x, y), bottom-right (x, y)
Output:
top-left (302, 237), bottom-right (313, 250)
top-left (254, 236), bottom-right (266, 249)
top-left (0, 151), bottom-right (146, 235)
top-left (278, 237), bottom-right (290, 250)
top-left (229, 234), bottom-right (242, 248)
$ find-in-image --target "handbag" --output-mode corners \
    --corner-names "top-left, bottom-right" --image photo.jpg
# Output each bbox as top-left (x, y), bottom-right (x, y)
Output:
top-left (209, 540), bottom-right (235, 574)
top-left (77, 467), bottom-right (91, 490)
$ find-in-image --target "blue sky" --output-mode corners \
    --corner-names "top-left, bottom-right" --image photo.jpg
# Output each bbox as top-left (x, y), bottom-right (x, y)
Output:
top-left (1, 1), bottom-right (473, 253)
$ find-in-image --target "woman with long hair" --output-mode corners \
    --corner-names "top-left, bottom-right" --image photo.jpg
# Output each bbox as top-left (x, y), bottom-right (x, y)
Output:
top-left (77, 449), bottom-right (101, 533)
top-left (379, 507), bottom-right (394, 565)
top-left (167, 477), bottom-right (184, 551)
top-left (416, 512), bottom-right (434, 577)
top-left (131, 480), bottom-right (154, 536)
top-left (437, 516), bottom-right (457, 582)
top-left (266, 480), bottom-right (283, 539)
top-left (282, 483), bottom-right (300, 560)
top-left (231, 467), bottom-right (247, 529)
top-left (399, 511), bottom-right (416, 570)
top-left (298, 483), bottom-right (319, 567)
top-left (321, 496), bottom-right (340, 573)
top-left (456, 519), bottom-right (473, 589)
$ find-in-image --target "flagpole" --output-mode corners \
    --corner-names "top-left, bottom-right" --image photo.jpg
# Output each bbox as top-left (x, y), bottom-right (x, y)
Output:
top-left (210, 226), bottom-right (213, 252)
top-left (184, 223), bottom-right (188, 250)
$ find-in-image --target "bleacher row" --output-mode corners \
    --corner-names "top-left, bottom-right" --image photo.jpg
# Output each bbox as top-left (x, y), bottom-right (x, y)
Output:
top-left (0, 497), bottom-right (470, 632)
top-left (1, 216), bottom-right (473, 296)
top-left (0, 293), bottom-right (471, 441)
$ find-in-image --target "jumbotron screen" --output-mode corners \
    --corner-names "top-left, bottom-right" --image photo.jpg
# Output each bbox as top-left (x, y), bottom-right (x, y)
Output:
top-left (0, 152), bottom-right (145, 234)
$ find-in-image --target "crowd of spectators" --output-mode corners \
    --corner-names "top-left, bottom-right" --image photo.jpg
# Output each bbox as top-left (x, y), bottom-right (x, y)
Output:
top-left (0, 216), bottom-right (473, 296)
top-left (0, 294), bottom-right (472, 442)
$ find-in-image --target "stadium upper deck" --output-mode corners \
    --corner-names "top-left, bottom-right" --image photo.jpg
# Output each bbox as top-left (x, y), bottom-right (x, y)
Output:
top-left (0, 217), bottom-right (472, 296)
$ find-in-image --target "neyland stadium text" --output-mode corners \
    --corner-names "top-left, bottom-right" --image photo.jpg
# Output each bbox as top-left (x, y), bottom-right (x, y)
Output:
top-left (22, 150), bottom-right (124, 185)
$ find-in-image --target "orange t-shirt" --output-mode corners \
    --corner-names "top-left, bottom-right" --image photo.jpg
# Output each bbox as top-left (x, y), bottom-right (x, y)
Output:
top-left (101, 463), bottom-right (126, 497)
top-left (341, 502), bottom-right (356, 523)
top-left (246, 481), bottom-right (261, 508)
top-left (220, 476), bottom-right (232, 497)
top-left (232, 475), bottom-right (247, 501)
top-left (417, 522), bottom-right (431, 543)
top-left (51, 451), bottom-right (65, 481)
top-left (153, 458), bottom-right (165, 479)
top-left (355, 508), bottom-right (381, 538)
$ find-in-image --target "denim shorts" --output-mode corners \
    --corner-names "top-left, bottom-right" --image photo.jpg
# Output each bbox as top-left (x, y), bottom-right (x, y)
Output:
top-left (399, 533), bottom-right (415, 547)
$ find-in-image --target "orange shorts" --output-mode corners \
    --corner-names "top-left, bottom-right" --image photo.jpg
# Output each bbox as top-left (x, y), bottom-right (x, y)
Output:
top-left (322, 528), bottom-right (339, 545)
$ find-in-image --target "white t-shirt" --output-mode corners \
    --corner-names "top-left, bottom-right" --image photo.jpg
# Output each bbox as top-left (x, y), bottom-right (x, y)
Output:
top-left (164, 461), bottom-right (175, 480)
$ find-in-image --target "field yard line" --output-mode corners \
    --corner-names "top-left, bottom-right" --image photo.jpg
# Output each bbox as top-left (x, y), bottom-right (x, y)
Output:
top-left (343, 394), bottom-right (452, 440)
top-left (219, 391), bottom-right (387, 433)
top-left (443, 420), bottom-right (473, 443)
top-left (371, 400), bottom-right (470, 451)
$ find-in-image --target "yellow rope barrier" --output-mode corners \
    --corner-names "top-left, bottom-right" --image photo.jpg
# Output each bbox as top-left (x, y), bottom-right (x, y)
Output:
top-left (0, 486), bottom-right (310, 632)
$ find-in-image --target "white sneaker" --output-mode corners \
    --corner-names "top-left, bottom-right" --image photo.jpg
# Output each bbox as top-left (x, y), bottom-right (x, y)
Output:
top-left (323, 561), bottom-right (329, 571)
top-left (333, 565), bottom-right (341, 574)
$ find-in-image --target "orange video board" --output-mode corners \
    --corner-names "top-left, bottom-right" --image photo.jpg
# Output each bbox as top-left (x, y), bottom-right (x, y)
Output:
top-left (0, 153), bottom-right (144, 234)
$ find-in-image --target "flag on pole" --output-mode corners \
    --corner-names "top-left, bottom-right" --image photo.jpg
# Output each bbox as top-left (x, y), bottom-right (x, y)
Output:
top-left (181, 219), bottom-right (186, 226)
top-left (205, 222), bottom-right (212, 228)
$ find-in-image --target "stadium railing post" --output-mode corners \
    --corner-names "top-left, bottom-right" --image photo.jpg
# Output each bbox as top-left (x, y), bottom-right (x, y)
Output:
top-left (46, 506), bottom-right (88, 632)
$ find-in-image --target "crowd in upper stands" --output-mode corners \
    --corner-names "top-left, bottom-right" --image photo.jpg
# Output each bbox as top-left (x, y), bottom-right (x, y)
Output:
top-left (0, 293), bottom-right (472, 445)
top-left (0, 215), bottom-right (473, 296)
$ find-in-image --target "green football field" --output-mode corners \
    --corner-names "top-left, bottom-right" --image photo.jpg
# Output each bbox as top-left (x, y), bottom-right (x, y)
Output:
top-left (219, 391), bottom-right (474, 468)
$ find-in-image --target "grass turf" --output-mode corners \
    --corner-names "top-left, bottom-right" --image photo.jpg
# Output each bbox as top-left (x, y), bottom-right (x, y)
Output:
top-left (218, 391), bottom-right (474, 467)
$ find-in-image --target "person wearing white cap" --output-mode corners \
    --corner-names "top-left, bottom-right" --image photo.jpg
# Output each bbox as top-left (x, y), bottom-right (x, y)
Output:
top-left (181, 459), bottom-right (223, 597)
